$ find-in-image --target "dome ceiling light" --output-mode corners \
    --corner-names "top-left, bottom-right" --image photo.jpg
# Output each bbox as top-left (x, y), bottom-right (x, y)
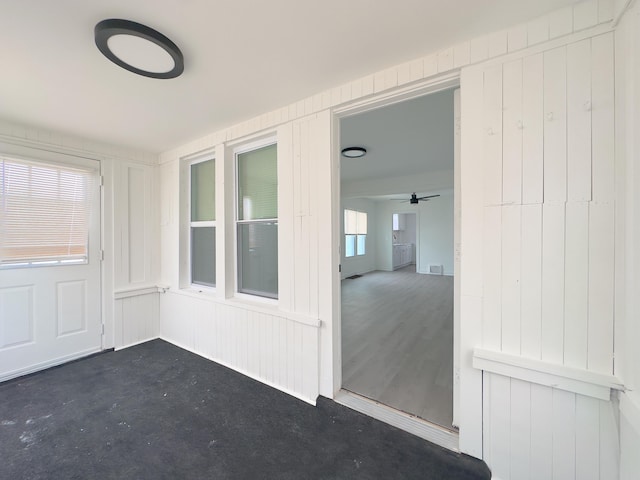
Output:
top-left (341, 147), bottom-right (367, 158)
top-left (95, 19), bottom-right (184, 79)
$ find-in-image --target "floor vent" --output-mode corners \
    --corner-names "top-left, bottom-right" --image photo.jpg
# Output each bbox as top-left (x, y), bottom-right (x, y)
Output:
top-left (428, 264), bottom-right (444, 275)
top-left (346, 274), bottom-right (362, 279)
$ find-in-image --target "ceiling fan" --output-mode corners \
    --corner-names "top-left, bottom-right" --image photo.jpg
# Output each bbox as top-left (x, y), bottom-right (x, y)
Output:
top-left (399, 192), bottom-right (440, 204)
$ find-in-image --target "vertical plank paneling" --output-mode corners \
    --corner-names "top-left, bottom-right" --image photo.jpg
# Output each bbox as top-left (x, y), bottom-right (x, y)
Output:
top-left (541, 204), bottom-right (565, 364)
top-left (552, 389), bottom-right (576, 480)
top-left (489, 374), bottom-right (511, 479)
top-left (292, 122), bottom-right (302, 312)
top-left (483, 65), bottom-right (503, 206)
top-left (576, 396), bottom-right (600, 480)
top-left (588, 203), bottom-right (615, 374)
top-left (520, 204), bottom-right (543, 359)
top-left (501, 205), bottom-right (521, 354)
top-left (522, 53), bottom-right (544, 205)
top-left (294, 119), bottom-right (311, 314)
top-left (543, 47), bottom-right (568, 203)
top-left (599, 399), bottom-right (620, 479)
top-left (510, 379), bottom-right (532, 479)
top-left (307, 116), bottom-right (320, 318)
top-left (591, 33), bottom-right (615, 203)
top-left (564, 202), bottom-right (589, 369)
top-left (502, 59), bottom-right (523, 205)
top-left (277, 124), bottom-right (294, 312)
top-left (567, 39), bottom-right (592, 202)
top-left (483, 206), bottom-right (502, 351)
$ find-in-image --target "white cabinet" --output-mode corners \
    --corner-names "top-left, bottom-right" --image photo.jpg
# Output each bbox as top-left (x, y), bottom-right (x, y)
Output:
top-left (392, 243), bottom-right (414, 269)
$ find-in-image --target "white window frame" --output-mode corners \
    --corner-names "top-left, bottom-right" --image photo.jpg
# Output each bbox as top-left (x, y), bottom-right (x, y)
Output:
top-left (344, 208), bottom-right (367, 258)
top-left (233, 136), bottom-right (278, 302)
top-left (188, 156), bottom-right (216, 289)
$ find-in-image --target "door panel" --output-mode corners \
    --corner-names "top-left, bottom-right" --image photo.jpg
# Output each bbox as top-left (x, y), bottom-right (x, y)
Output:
top-left (0, 152), bottom-right (101, 382)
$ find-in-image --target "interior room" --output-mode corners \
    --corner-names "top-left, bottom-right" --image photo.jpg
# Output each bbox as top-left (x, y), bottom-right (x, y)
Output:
top-left (339, 91), bottom-right (456, 431)
top-left (1, 1), bottom-right (639, 479)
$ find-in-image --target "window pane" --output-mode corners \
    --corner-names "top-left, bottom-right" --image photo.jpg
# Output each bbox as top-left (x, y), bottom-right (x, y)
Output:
top-left (238, 222), bottom-right (278, 298)
top-left (344, 209), bottom-right (357, 234)
top-left (356, 211), bottom-right (367, 234)
top-left (0, 156), bottom-right (96, 266)
top-left (345, 235), bottom-right (356, 257)
top-left (191, 159), bottom-right (215, 221)
top-left (191, 227), bottom-right (215, 287)
top-left (237, 144), bottom-right (277, 220)
top-left (357, 235), bottom-right (366, 255)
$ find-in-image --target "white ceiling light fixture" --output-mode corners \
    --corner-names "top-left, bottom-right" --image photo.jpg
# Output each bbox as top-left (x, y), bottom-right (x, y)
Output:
top-left (94, 19), bottom-right (184, 79)
top-left (341, 147), bottom-right (367, 158)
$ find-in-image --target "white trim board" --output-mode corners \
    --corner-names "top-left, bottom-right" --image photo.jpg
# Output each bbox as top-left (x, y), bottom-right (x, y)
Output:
top-left (473, 347), bottom-right (624, 400)
top-left (334, 390), bottom-right (459, 452)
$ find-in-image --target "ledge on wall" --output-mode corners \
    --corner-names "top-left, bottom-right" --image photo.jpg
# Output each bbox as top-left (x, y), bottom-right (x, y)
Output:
top-left (473, 347), bottom-right (624, 401)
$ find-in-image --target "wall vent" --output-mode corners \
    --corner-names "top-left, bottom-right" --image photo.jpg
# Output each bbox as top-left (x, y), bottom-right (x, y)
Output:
top-left (428, 264), bottom-right (444, 275)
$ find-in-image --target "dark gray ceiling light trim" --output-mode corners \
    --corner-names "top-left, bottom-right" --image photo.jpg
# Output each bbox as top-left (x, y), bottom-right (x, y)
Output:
top-left (94, 19), bottom-right (184, 79)
top-left (341, 147), bottom-right (367, 158)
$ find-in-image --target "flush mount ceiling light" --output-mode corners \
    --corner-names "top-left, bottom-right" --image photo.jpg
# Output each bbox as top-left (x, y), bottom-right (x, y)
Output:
top-left (95, 19), bottom-right (184, 79)
top-left (341, 147), bottom-right (367, 158)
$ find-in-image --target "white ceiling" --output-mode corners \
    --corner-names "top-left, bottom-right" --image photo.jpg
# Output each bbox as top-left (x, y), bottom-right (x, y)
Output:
top-left (340, 89), bottom-right (455, 186)
top-left (0, 0), bottom-right (581, 154)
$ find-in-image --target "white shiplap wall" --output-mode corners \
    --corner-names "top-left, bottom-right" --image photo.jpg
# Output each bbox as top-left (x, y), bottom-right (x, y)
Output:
top-left (615, 1), bottom-right (640, 479)
top-left (157, 0), bottom-right (619, 466)
top-left (159, 111), bottom-right (331, 404)
top-left (113, 160), bottom-right (161, 349)
top-left (462, 25), bottom-right (620, 480)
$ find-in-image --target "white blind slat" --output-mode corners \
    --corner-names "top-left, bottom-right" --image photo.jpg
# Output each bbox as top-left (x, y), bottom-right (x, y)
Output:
top-left (0, 156), bottom-right (96, 266)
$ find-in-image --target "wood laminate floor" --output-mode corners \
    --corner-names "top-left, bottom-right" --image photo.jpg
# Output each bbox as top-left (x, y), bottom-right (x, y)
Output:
top-left (341, 266), bottom-right (454, 430)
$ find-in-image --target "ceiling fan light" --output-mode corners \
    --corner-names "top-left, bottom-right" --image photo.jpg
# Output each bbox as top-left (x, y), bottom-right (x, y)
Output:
top-left (341, 147), bottom-right (367, 158)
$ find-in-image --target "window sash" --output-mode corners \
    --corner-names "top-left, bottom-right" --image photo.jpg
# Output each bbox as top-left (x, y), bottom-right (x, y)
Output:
top-left (189, 158), bottom-right (216, 287)
top-left (0, 155), bottom-right (96, 268)
top-left (237, 143), bottom-right (277, 221)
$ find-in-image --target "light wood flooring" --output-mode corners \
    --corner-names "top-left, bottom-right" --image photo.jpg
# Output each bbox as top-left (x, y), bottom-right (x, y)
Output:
top-left (341, 266), bottom-right (454, 430)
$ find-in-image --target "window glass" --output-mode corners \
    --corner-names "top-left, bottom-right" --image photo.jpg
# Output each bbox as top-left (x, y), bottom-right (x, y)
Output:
top-left (357, 235), bottom-right (366, 256)
top-left (237, 144), bottom-right (277, 221)
top-left (238, 222), bottom-right (278, 298)
top-left (191, 226), bottom-right (216, 287)
top-left (345, 235), bottom-right (356, 258)
top-left (0, 156), bottom-right (96, 267)
top-left (190, 158), bottom-right (215, 287)
top-left (191, 160), bottom-right (215, 221)
top-left (236, 142), bottom-right (278, 299)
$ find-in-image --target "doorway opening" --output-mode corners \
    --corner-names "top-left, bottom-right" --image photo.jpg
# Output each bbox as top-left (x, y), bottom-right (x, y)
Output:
top-left (336, 83), bottom-right (459, 442)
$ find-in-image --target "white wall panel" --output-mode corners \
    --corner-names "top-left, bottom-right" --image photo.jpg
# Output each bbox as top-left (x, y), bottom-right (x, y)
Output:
top-left (543, 47), bottom-right (568, 203)
top-left (159, 291), bottom-right (319, 403)
top-left (462, 25), bottom-right (619, 477)
top-left (522, 54), bottom-right (544, 205)
top-left (484, 372), bottom-right (619, 480)
top-left (114, 162), bottom-right (158, 289)
top-left (114, 292), bottom-right (160, 349)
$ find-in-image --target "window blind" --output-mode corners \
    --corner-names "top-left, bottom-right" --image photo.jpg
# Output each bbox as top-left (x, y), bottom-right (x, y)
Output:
top-left (0, 156), bottom-right (97, 267)
top-left (344, 210), bottom-right (367, 235)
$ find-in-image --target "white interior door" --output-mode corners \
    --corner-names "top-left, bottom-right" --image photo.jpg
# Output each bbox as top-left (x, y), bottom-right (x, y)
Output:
top-left (0, 146), bottom-right (102, 382)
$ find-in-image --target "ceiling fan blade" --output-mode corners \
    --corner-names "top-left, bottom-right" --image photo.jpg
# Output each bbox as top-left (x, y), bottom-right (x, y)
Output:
top-left (416, 194), bottom-right (440, 200)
